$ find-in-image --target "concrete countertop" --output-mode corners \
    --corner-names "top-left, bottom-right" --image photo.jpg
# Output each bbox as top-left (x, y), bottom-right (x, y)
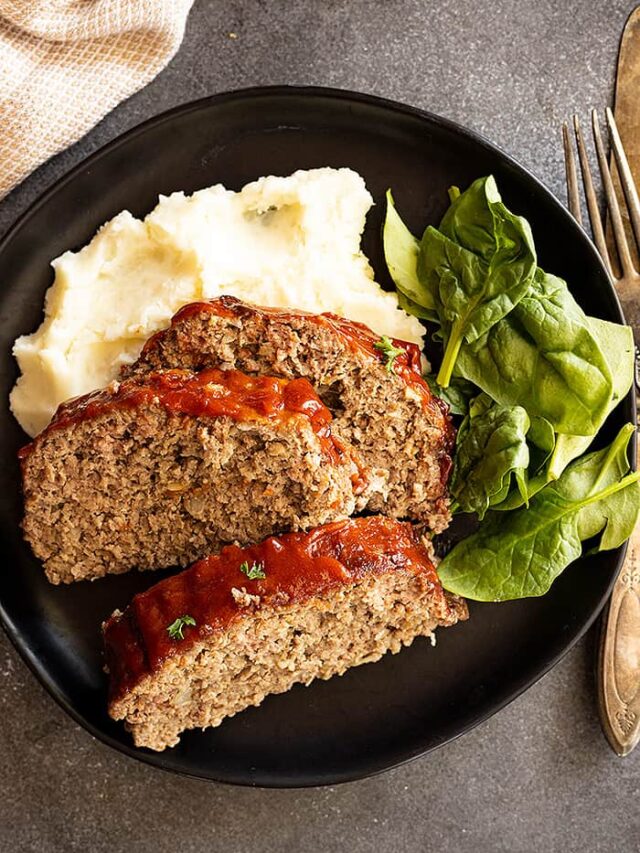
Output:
top-left (1, 1), bottom-right (638, 851)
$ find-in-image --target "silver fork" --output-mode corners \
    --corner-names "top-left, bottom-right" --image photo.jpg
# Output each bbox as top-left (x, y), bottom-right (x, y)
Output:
top-left (563, 108), bottom-right (640, 757)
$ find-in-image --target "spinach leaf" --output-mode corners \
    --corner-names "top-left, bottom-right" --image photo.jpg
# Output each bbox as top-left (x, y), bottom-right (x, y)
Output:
top-left (438, 424), bottom-right (640, 601)
top-left (451, 394), bottom-right (530, 518)
top-left (383, 191), bottom-right (437, 320)
top-left (419, 176), bottom-right (536, 387)
top-left (527, 416), bottom-right (556, 472)
top-left (454, 269), bottom-right (614, 436)
top-left (396, 291), bottom-right (435, 321)
top-left (424, 374), bottom-right (477, 416)
top-left (493, 317), bottom-right (634, 511)
top-left (546, 317), bottom-right (635, 478)
top-left (485, 415), bottom-right (555, 511)
top-left (554, 423), bottom-right (639, 550)
top-left (493, 469), bottom-right (549, 511)
top-left (528, 416), bottom-right (555, 453)
top-left (490, 419), bottom-right (556, 512)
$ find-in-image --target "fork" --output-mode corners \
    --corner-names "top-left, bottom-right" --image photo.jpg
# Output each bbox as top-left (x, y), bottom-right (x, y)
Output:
top-left (563, 108), bottom-right (640, 757)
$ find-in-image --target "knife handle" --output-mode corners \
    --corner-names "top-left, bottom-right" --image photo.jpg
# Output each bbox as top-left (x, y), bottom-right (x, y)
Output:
top-left (597, 514), bottom-right (640, 756)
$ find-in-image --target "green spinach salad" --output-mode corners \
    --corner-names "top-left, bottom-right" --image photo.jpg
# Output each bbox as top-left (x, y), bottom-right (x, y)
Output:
top-left (384, 176), bottom-right (640, 602)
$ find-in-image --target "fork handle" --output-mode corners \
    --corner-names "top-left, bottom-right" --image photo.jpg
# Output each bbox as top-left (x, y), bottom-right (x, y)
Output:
top-left (597, 489), bottom-right (640, 756)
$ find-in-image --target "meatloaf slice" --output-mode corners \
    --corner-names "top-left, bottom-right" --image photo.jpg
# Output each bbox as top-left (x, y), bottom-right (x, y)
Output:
top-left (124, 296), bottom-right (454, 532)
top-left (103, 515), bottom-right (468, 751)
top-left (20, 368), bottom-right (364, 584)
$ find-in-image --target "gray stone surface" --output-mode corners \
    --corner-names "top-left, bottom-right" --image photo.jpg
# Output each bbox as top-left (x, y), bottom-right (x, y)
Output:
top-left (1, 1), bottom-right (639, 851)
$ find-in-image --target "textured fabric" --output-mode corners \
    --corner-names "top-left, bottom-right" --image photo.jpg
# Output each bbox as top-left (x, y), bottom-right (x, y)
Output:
top-left (0, 0), bottom-right (194, 198)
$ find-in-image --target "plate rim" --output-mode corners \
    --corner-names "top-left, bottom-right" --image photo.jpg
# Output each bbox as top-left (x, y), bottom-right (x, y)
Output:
top-left (0, 84), bottom-right (633, 788)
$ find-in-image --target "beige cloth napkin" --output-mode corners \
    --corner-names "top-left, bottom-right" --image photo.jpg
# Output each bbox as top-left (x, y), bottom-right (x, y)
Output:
top-left (0, 0), bottom-right (194, 199)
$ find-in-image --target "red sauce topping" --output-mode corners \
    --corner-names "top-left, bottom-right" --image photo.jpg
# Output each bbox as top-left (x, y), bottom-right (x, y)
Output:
top-left (103, 516), bottom-right (444, 702)
top-left (140, 296), bottom-right (455, 452)
top-left (18, 368), bottom-right (347, 467)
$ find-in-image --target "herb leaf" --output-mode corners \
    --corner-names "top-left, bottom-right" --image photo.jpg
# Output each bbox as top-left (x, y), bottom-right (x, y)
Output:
top-left (451, 394), bottom-right (530, 518)
top-left (167, 614), bottom-right (197, 640)
top-left (374, 336), bottom-right (405, 374)
top-left (419, 176), bottom-right (536, 387)
top-left (239, 560), bottom-right (266, 580)
top-left (438, 424), bottom-right (640, 601)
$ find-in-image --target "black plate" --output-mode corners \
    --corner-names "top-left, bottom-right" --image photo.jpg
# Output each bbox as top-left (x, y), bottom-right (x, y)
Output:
top-left (0, 87), bottom-right (631, 788)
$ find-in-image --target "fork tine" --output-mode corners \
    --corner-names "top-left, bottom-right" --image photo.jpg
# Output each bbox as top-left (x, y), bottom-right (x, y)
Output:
top-left (591, 109), bottom-right (635, 279)
top-left (573, 114), bottom-right (613, 277)
top-left (563, 122), bottom-right (583, 226)
top-left (606, 107), bottom-right (640, 257)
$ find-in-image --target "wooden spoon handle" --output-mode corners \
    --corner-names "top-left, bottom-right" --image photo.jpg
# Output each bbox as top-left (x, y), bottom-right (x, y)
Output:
top-left (597, 507), bottom-right (640, 756)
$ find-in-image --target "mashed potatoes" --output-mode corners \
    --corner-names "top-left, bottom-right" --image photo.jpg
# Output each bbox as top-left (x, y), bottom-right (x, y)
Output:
top-left (11, 168), bottom-right (424, 437)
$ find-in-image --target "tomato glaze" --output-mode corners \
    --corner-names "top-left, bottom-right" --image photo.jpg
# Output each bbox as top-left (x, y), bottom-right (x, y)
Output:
top-left (139, 296), bottom-right (455, 452)
top-left (103, 516), bottom-right (443, 702)
top-left (18, 368), bottom-right (347, 466)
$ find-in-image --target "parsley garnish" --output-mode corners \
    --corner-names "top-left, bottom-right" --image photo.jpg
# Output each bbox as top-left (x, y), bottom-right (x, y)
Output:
top-left (167, 614), bottom-right (196, 640)
top-left (239, 560), bottom-right (266, 580)
top-left (374, 336), bottom-right (405, 374)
